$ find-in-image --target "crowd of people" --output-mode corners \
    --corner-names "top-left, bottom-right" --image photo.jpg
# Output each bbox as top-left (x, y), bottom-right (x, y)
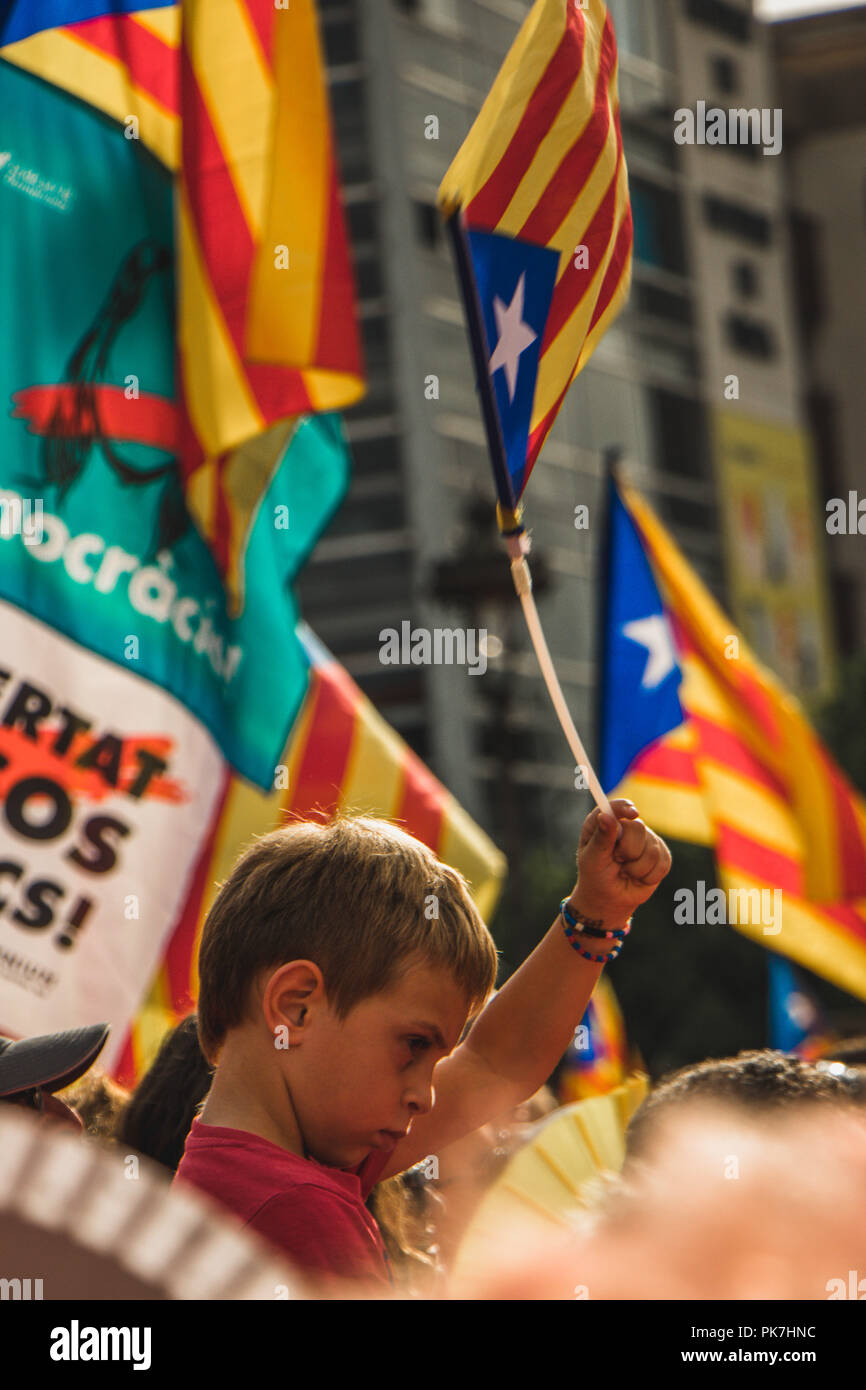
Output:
top-left (2, 807), bottom-right (865, 1301)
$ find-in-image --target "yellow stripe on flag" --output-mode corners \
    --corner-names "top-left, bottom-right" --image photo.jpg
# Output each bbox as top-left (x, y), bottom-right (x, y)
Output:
top-left (1, 30), bottom-right (179, 168)
top-left (130, 965), bottom-right (175, 1081)
top-left (301, 368), bottom-right (366, 414)
top-left (134, 7), bottom-right (181, 44)
top-left (700, 764), bottom-right (804, 860)
top-left (613, 772), bottom-right (715, 846)
top-left (494, 23), bottom-right (607, 238)
top-left (178, 190), bottom-right (264, 457)
top-left (715, 867), bottom-right (866, 1000)
top-left (184, 0), bottom-right (273, 238)
top-left (533, 159), bottom-right (628, 423)
top-left (245, 0), bottom-right (329, 364)
top-left (338, 708), bottom-right (405, 820)
top-left (437, 0), bottom-right (569, 216)
top-left (438, 802), bottom-right (507, 921)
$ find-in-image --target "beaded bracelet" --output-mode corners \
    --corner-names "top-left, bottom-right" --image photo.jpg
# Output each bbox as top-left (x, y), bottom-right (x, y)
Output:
top-left (560, 898), bottom-right (631, 940)
top-left (559, 899), bottom-right (629, 963)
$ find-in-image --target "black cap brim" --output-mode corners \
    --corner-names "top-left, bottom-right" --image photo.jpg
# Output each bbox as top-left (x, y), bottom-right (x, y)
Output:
top-left (0, 1023), bottom-right (110, 1098)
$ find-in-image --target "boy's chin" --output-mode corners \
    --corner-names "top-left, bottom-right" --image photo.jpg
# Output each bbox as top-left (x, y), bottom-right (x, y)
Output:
top-left (313, 1137), bottom-right (381, 1168)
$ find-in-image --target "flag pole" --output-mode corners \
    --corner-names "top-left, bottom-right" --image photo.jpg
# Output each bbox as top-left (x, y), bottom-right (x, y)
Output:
top-left (445, 211), bottom-right (614, 823)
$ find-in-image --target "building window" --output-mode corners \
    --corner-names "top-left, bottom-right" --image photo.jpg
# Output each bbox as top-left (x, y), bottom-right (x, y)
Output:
top-left (709, 53), bottom-right (738, 94)
top-left (649, 388), bottom-right (711, 479)
top-left (685, 0), bottom-right (751, 43)
top-left (725, 313), bottom-right (775, 358)
top-left (635, 281), bottom-right (694, 326)
top-left (731, 260), bottom-right (759, 299)
top-left (703, 195), bottom-right (772, 246)
top-left (413, 199), bottom-right (442, 249)
top-left (631, 177), bottom-right (687, 275)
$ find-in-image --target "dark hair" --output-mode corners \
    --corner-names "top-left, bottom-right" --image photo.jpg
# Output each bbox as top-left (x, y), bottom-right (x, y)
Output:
top-left (196, 816), bottom-right (498, 1062)
top-left (626, 1049), bottom-right (859, 1159)
top-left (117, 1014), bottom-right (213, 1173)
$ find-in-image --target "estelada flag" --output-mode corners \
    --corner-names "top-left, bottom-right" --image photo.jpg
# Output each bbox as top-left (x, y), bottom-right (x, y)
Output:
top-left (557, 976), bottom-right (628, 1103)
top-left (120, 626), bottom-right (507, 1084)
top-left (1, 0), bottom-right (364, 604)
top-left (601, 475), bottom-right (866, 1000)
top-left (767, 954), bottom-right (832, 1059)
top-left (438, 0), bottom-right (632, 516)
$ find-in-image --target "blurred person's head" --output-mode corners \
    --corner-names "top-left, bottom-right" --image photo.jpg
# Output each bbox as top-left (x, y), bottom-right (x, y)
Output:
top-left (0, 1024), bottom-right (110, 1133)
top-left (62, 1069), bottom-right (129, 1143)
top-left (625, 1048), bottom-right (859, 1160)
top-left (118, 1013), bottom-right (213, 1173)
top-left (453, 1103), bottom-right (866, 1299)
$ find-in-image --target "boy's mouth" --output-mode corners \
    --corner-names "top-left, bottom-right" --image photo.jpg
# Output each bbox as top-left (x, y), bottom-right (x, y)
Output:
top-left (376, 1128), bottom-right (409, 1147)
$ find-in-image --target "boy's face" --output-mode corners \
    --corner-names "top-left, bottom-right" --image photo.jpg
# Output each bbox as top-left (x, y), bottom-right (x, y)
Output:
top-left (289, 955), bottom-right (471, 1169)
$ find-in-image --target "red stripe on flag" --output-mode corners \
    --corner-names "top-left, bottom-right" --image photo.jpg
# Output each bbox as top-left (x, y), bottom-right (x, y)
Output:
top-left (180, 45), bottom-right (258, 341)
top-left (820, 747), bottom-right (866, 897)
top-left (395, 752), bottom-right (447, 851)
top-left (518, 14), bottom-right (617, 246)
top-left (66, 14), bottom-right (179, 113)
top-left (585, 202), bottom-right (632, 336)
top-left (817, 899), bottom-right (866, 946)
top-left (538, 127), bottom-right (625, 351)
top-left (526, 186), bottom-right (630, 469)
top-left (726, 666), bottom-right (784, 751)
top-left (289, 664), bottom-right (357, 821)
top-left (630, 740), bottom-right (700, 786)
top-left (110, 766), bottom-right (232, 1087)
top-left (465, 7), bottom-right (586, 230)
top-left (313, 149), bottom-right (364, 375)
top-left (239, 0), bottom-right (275, 64)
top-left (112, 1034), bottom-right (137, 1090)
top-left (162, 767), bottom-right (233, 1015)
top-left (690, 715), bottom-right (788, 802)
top-left (716, 823), bottom-right (805, 894)
top-left (179, 44), bottom-right (316, 429)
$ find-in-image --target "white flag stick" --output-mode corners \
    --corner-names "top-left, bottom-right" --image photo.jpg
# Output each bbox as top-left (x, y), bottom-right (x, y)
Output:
top-left (506, 542), bottom-right (615, 823)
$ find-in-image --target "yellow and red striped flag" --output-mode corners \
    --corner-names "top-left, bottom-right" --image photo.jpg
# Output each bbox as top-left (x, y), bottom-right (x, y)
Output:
top-left (438, 0), bottom-right (632, 514)
top-left (116, 627), bottom-right (506, 1084)
top-left (614, 482), bottom-right (866, 1000)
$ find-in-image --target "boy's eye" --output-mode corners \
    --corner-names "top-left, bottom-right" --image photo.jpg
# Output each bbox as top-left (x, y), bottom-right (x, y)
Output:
top-left (407, 1036), bottom-right (431, 1053)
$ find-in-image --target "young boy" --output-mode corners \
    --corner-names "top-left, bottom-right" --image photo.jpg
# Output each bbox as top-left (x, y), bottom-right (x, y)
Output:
top-left (174, 801), bottom-right (670, 1290)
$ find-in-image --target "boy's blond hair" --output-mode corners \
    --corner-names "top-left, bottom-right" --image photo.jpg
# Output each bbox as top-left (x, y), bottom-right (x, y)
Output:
top-left (197, 815), bottom-right (499, 1062)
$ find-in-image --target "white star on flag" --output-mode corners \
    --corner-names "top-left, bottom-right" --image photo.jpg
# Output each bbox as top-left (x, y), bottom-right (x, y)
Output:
top-left (488, 273), bottom-right (537, 402)
top-left (622, 614), bottom-right (678, 689)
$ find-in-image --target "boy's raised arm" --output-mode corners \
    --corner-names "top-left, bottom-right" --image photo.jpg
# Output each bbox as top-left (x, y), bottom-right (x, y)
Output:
top-left (377, 800), bottom-right (671, 1181)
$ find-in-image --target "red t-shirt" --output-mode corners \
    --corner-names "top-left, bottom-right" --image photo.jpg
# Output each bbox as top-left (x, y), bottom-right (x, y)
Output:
top-left (174, 1120), bottom-right (394, 1290)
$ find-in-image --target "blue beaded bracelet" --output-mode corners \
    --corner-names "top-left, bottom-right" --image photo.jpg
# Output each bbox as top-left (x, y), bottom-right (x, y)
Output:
top-left (562, 921), bottom-right (622, 963)
top-left (559, 898), bottom-right (630, 940)
top-left (559, 899), bottom-right (628, 963)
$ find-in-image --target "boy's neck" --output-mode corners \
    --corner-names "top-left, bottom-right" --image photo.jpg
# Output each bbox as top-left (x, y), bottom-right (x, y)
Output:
top-left (199, 1041), bottom-right (307, 1158)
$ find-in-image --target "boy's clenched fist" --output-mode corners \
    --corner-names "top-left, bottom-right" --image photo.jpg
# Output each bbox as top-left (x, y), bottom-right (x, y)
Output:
top-left (568, 799), bottom-right (671, 926)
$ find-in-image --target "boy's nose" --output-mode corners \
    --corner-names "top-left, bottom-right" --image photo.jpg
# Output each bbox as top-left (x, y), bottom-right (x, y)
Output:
top-left (407, 1082), bottom-right (435, 1117)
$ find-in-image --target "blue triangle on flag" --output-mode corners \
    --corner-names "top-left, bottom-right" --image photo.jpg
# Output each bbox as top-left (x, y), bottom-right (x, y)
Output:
top-left (466, 228), bottom-right (559, 501)
top-left (600, 479), bottom-right (685, 791)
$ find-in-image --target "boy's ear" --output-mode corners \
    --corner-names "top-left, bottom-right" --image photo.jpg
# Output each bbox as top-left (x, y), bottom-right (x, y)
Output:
top-left (261, 960), bottom-right (326, 1046)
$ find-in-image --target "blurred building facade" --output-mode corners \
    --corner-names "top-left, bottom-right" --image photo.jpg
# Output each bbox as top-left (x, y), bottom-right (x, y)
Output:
top-left (299, 0), bottom-right (851, 880)
top-left (771, 3), bottom-right (866, 661)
